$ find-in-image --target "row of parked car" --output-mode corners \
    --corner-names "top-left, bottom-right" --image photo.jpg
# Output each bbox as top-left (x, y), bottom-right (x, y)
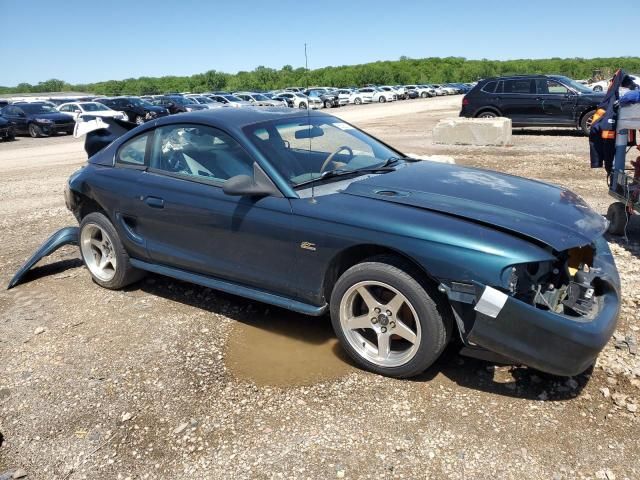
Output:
top-left (0, 82), bottom-right (472, 139)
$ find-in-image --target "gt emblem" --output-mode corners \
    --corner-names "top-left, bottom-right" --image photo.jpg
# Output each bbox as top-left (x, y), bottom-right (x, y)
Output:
top-left (300, 241), bottom-right (317, 251)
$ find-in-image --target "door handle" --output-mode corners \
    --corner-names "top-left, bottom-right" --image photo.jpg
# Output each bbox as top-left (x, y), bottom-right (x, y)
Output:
top-left (144, 196), bottom-right (164, 208)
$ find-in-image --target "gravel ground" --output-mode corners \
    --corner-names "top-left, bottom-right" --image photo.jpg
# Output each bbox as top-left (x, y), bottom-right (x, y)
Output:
top-left (0, 96), bottom-right (639, 480)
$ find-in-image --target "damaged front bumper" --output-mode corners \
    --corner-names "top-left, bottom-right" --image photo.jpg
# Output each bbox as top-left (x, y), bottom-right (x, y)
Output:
top-left (449, 239), bottom-right (621, 376)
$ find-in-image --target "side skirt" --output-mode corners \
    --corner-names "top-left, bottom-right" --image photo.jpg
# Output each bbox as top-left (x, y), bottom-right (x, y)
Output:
top-left (129, 258), bottom-right (328, 317)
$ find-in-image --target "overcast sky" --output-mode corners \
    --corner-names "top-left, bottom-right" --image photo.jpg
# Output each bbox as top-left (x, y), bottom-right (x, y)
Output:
top-left (2, 0), bottom-right (638, 86)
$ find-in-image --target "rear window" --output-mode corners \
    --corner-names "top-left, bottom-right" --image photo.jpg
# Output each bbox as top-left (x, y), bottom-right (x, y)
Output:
top-left (481, 81), bottom-right (497, 93)
top-left (503, 79), bottom-right (533, 94)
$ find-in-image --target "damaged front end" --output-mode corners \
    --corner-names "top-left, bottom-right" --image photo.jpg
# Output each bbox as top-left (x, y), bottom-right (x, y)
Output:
top-left (442, 237), bottom-right (620, 376)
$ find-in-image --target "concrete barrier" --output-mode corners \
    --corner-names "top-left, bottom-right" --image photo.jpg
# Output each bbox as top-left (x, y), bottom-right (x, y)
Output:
top-left (432, 117), bottom-right (512, 146)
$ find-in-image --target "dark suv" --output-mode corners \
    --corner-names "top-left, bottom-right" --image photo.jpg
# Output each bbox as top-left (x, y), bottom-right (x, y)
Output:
top-left (460, 75), bottom-right (604, 134)
top-left (98, 97), bottom-right (169, 124)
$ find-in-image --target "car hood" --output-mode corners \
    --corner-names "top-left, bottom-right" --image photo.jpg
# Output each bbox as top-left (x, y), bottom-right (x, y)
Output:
top-left (29, 112), bottom-right (74, 121)
top-left (342, 162), bottom-right (607, 251)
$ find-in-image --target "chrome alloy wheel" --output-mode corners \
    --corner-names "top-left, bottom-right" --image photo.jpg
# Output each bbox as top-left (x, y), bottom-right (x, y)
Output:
top-left (339, 281), bottom-right (421, 367)
top-left (80, 223), bottom-right (117, 282)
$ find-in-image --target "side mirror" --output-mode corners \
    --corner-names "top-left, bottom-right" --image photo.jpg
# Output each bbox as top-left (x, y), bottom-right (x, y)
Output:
top-left (222, 163), bottom-right (281, 197)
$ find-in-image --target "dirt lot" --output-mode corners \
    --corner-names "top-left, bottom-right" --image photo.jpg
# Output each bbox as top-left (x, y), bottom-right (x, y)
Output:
top-left (1, 96), bottom-right (639, 480)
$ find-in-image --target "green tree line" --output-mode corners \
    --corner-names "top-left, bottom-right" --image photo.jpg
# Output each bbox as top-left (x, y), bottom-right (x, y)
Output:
top-left (2, 56), bottom-right (640, 96)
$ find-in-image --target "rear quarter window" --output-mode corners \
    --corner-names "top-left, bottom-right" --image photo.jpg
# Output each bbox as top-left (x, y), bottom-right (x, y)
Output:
top-left (481, 81), bottom-right (497, 93)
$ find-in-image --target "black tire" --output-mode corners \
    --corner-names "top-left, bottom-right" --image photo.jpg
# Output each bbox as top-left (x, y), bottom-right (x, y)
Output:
top-left (353, 97), bottom-right (361, 105)
top-left (324, 100), bottom-right (332, 109)
top-left (135, 115), bottom-right (145, 125)
top-left (378, 96), bottom-right (386, 103)
top-left (421, 92), bottom-right (428, 98)
top-left (580, 110), bottom-right (596, 135)
top-left (79, 212), bottom-right (144, 289)
top-left (593, 85), bottom-right (603, 92)
top-left (298, 102), bottom-right (307, 109)
top-left (6, 129), bottom-right (15, 141)
top-left (606, 202), bottom-right (628, 236)
top-left (66, 129), bottom-right (74, 135)
top-left (476, 110), bottom-right (498, 119)
top-left (28, 123), bottom-right (42, 138)
top-left (330, 255), bottom-right (452, 378)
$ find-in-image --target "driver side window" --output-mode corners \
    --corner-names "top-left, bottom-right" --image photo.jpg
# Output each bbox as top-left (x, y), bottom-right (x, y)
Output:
top-left (149, 124), bottom-right (254, 183)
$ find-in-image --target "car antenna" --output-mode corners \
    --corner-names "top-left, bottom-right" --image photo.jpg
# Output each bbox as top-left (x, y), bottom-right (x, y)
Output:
top-left (305, 42), bottom-right (317, 204)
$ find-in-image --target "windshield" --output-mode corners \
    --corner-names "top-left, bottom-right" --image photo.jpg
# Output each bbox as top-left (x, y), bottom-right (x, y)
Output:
top-left (222, 95), bottom-right (242, 102)
top-left (168, 96), bottom-right (190, 106)
top-left (195, 96), bottom-right (213, 104)
top-left (20, 103), bottom-right (58, 114)
top-left (550, 75), bottom-right (593, 94)
top-left (244, 116), bottom-right (402, 187)
top-left (81, 102), bottom-right (109, 111)
top-left (253, 94), bottom-right (269, 101)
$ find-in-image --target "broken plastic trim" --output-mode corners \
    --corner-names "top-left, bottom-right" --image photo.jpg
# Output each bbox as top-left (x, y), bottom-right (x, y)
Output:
top-left (7, 227), bottom-right (79, 289)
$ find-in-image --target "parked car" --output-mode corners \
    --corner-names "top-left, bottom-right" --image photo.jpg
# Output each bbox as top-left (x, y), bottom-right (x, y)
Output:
top-left (275, 92), bottom-right (321, 109)
top-left (0, 114), bottom-right (16, 141)
top-left (57, 102), bottom-right (129, 122)
top-left (404, 85), bottom-right (433, 98)
top-left (0, 102), bottom-right (75, 137)
top-left (460, 74), bottom-right (604, 134)
top-left (349, 87), bottom-right (395, 104)
top-left (207, 94), bottom-right (253, 108)
top-left (335, 89), bottom-right (353, 106)
top-left (184, 95), bottom-right (226, 110)
top-left (99, 97), bottom-right (169, 124)
top-left (590, 74), bottom-right (640, 92)
top-left (378, 86), bottom-right (401, 100)
top-left (405, 89), bottom-right (419, 99)
top-left (150, 95), bottom-right (208, 114)
top-left (14, 108), bottom-right (619, 380)
top-left (0, 100), bottom-right (11, 108)
top-left (233, 92), bottom-right (287, 107)
top-left (303, 88), bottom-right (340, 108)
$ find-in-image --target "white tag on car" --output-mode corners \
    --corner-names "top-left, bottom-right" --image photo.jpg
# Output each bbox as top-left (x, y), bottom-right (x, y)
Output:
top-left (474, 286), bottom-right (508, 318)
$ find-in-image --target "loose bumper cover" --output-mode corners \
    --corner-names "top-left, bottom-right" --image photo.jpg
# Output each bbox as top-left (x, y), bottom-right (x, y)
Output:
top-left (466, 240), bottom-right (620, 376)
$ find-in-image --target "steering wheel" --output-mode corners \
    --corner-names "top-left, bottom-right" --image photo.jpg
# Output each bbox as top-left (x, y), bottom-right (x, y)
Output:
top-left (319, 146), bottom-right (354, 173)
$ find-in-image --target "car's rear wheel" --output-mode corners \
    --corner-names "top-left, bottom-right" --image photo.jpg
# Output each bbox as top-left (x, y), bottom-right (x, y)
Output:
top-left (324, 100), bottom-right (332, 109)
top-left (606, 202), bottom-right (628, 236)
top-left (330, 256), bottom-right (451, 378)
top-left (354, 97), bottom-right (362, 105)
top-left (476, 111), bottom-right (498, 119)
top-left (580, 110), bottom-right (596, 135)
top-left (79, 212), bottom-right (144, 289)
top-left (379, 96), bottom-right (386, 103)
top-left (420, 92), bottom-right (428, 98)
top-left (28, 123), bottom-right (42, 138)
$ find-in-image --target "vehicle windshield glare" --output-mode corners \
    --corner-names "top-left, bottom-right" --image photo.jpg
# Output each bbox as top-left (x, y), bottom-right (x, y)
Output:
top-left (19, 103), bottom-right (58, 114)
top-left (253, 94), bottom-right (269, 101)
top-left (550, 75), bottom-right (593, 94)
top-left (222, 95), bottom-right (242, 102)
top-left (244, 116), bottom-right (401, 188)
top-left (81, 102), bottom-right (109, 112)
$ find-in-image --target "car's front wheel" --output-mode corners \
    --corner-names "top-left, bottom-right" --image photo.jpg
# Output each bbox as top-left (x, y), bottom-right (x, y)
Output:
top-left (28, 123), bottom-right (43, 138)
top-left (298, 102), bottom-right (307, 109)
top-left (330, 256), bottom-right (451, 378)
top-left (79, 212), bottom-right (144, 289)
top-left (354, 97), bottom-right (362, 105)
top-left (135, 115), bottom-right (145, 125)
top-left (593, 85), bottom-right (603, 92)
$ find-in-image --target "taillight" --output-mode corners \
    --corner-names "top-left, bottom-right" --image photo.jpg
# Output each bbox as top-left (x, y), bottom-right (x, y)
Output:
top-left (462, 97), bottom-right (469, 106)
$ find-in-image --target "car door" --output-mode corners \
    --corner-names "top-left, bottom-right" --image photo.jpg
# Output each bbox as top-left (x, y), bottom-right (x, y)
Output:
top-left (132, 123), bottom-right (297, 296)
top-left (2, 106), bottom-right (28, 134)
top-left (535, 79), bottom-right (577, 125)
top-left (498, 78), bottom-right (541, 122)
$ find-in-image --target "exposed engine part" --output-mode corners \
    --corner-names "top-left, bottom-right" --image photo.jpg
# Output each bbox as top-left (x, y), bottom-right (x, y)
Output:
top-left (510, 246), bottom-right (597, 316)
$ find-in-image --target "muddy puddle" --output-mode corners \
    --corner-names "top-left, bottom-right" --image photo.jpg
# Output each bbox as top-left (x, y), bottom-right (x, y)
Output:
top-left (225, 311), bottom-right (355, 387)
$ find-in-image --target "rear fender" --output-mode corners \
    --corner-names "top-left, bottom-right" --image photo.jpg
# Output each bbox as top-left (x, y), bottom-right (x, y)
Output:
top-left (7, 227), bottom-right (79, 289)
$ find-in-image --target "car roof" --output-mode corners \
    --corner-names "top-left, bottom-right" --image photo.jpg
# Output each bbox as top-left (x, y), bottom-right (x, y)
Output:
top-left (153, 106), bottom-right (332, 130)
